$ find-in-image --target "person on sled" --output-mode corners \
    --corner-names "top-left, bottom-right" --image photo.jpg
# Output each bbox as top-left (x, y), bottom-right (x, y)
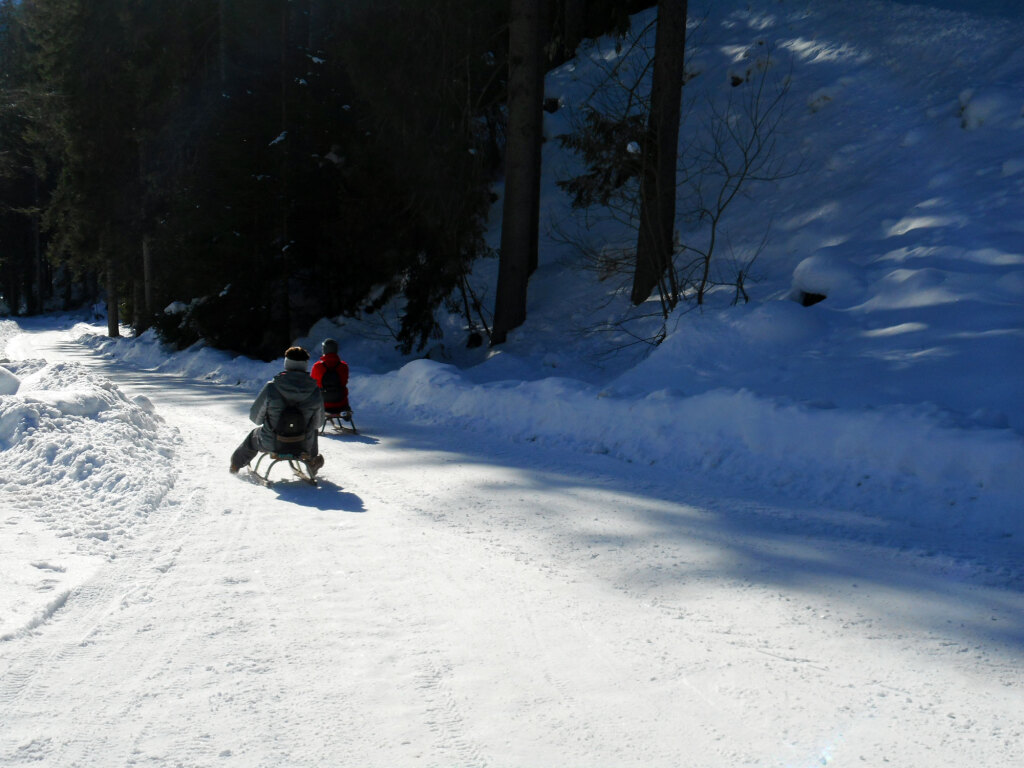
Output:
top-left (310, 338), bottom-right (351, 417)
top-left (230, 346), bottom-right (325, 475)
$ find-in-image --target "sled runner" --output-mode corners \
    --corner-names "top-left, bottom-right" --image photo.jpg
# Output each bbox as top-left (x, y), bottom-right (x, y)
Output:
top-left (321, 410), bottom-right (358, 435)
top-left (250, 451), bottom-right (319, 486)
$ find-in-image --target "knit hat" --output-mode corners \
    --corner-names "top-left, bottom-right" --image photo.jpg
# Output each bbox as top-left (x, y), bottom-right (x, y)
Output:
top-left (322, 338), bottom-right (338, 355)
top-left (284, 346), bottom-right (310, 371)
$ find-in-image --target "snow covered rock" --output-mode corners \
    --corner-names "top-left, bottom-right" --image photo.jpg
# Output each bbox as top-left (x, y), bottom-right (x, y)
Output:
top-left (958, 85), bottom-right (1024, 130)
top-left (791, 252), bottom-right (865, 307)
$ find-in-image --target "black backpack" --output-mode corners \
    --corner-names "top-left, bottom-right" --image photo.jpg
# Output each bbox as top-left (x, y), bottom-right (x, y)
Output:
top-left (320, 364), bottom-right (345, 402)
top-left (274, 403), bottom-right (307, 442)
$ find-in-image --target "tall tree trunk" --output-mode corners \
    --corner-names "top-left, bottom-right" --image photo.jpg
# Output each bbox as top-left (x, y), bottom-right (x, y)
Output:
top-left (631, 0), bottom-right (686, 307)
top-left (562, 0), bottom-right (585, 58)
top-left (106, 262), bottom-right (120, 338)
top-left (528, 0), bottom-right (551, 276)
top-left (132, 279), bottom-right (143, 333)
top-left (5, 272), bottom-right (20, 315)
top-left (493, 0), bottom-right (545, 345)
top-left (142, 236), bottom-right (153, 318)
top-left (307, 0), bottom-right (323, 52)
top-left (219, 0), bottom-right (229, 87)
top-left (32, 174), bottom-right (46, 312)
top-left (274, 2), bottom-right (293, 345)
top-left (139, 139), bottom-right (153, 330)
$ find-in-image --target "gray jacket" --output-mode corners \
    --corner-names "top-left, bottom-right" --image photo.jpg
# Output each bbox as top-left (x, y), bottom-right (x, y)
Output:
top-left (250, 369), bottom-right (325, 453)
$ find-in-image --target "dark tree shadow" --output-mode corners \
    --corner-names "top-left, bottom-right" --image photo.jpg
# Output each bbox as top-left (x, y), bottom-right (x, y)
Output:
top-left (372, 421), bottom-right (1024, 653)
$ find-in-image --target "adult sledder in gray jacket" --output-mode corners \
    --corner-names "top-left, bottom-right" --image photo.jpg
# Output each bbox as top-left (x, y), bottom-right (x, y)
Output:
top-left (230, 346), bottom-right (325, 475)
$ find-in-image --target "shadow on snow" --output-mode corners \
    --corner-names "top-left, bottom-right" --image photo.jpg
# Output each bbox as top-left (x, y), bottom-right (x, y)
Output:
top-left (372, 420), bottom-right (1024, 654)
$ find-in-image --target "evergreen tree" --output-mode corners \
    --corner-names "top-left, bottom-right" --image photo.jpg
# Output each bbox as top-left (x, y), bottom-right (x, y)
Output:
top-left (10, 0), bottom-right (577, 357)
top-left (0, 0), bottom-right (54, 314)
top-left (152, 0), bottom-right (358, 358)
top-left (23, 0), bottom-right (144, 334)
top-left (337, 0), bottom-right (507, 353)
top-left (122, 0), bottom-right (217, 331)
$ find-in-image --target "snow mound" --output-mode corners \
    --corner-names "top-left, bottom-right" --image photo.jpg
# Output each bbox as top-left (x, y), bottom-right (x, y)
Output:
top-left (0, 365), bottom-right (18, 396)
top-left (0, 361), bottom-right (178, 551)
top-left (792, 252), bottom-right (866, 306)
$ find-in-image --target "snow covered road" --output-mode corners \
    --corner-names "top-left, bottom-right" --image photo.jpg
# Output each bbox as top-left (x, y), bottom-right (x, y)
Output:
top-left (1, 322), bottom-right (1022, 767)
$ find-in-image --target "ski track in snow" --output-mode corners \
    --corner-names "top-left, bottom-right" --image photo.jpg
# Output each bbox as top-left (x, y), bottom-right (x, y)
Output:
top-left (1, 324), bottom-right (1022, 766)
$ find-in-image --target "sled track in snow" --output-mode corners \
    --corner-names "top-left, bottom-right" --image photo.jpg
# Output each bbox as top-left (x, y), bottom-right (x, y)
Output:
top-left (414, 653), bottom-right (488, 767)
top-left (0, 463), bottom-right (225, 764)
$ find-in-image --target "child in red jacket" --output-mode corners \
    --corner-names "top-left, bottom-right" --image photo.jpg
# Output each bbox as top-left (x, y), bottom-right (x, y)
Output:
top-left (310, 338), bottom-right (350, 414)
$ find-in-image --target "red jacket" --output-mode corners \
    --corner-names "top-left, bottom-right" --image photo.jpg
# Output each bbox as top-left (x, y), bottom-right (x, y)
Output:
top-left (310, 354), bottom-right (350, 411)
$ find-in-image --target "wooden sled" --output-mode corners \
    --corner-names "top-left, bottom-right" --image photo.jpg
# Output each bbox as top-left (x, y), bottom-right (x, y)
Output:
top-left (250, 450), bottom-right (319, 486)
top-left (321, 410), bottom-right (357, 435)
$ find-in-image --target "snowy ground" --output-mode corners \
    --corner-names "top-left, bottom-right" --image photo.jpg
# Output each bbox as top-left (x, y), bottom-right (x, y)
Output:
top-left (1, 318), bottom-right (1022, 767)
top-left (2, 0), bottom-right (1024, 765)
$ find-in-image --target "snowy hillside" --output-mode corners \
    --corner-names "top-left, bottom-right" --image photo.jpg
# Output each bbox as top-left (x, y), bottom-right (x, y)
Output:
top-left (1, 1), bottom-right (1023, 766)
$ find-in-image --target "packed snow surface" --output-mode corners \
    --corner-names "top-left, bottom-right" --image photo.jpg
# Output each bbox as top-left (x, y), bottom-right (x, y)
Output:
top-left (2, 0), bottom-right (1023, 765)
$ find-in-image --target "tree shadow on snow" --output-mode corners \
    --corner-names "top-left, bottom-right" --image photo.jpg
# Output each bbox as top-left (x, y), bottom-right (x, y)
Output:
top-left (376, 421), bottom-right (1024, 654)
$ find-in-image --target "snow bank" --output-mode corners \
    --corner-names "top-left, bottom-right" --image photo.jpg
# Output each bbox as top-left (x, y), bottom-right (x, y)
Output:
top-left (350, 359), bottom-right (1024, 539)
top-left (0, 352), bottom-right (180, 640)
top-left (77, 325), bottom-right (279, 390)
top-left (0, 359), bottom-right (178, 549)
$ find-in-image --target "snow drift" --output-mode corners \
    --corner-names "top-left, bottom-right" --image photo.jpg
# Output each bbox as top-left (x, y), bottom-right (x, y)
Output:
top-left (0, 358), bottom-right (177, 549)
